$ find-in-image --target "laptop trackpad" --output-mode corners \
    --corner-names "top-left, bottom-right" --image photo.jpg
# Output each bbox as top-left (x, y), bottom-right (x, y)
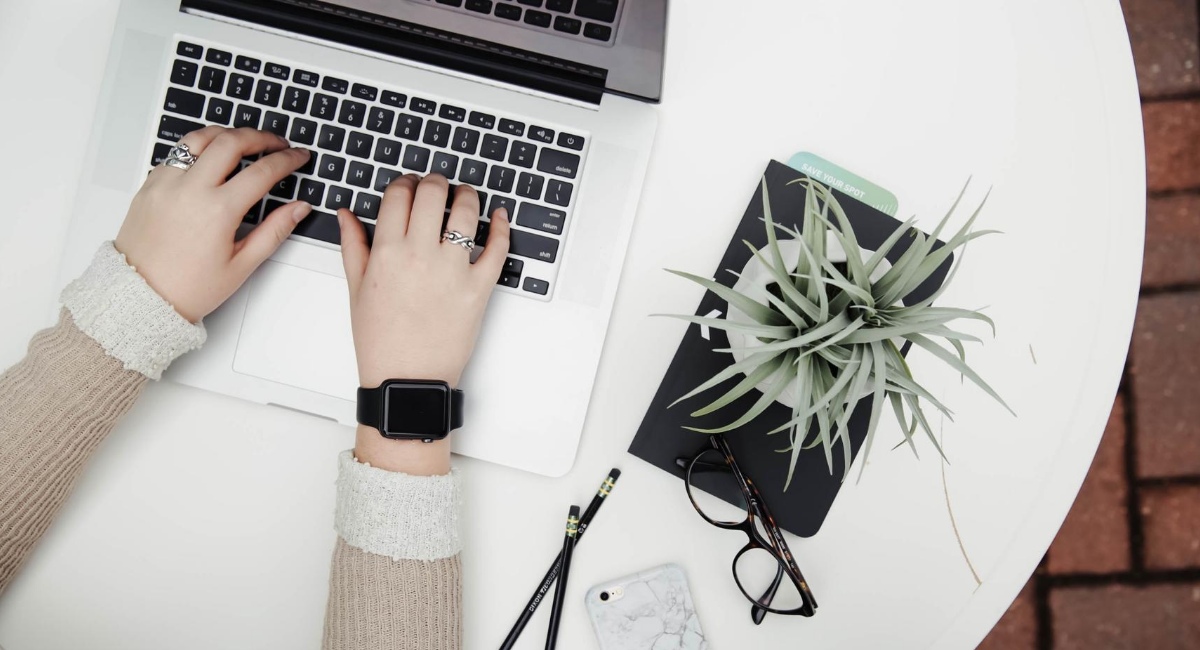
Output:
top-left (233, 261), bottom-right (358, 402)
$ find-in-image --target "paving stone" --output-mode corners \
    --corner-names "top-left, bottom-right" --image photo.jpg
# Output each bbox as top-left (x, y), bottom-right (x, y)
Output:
top-left (1050, 582), bottom-right (1200, 650)
top-left (1144, 194), bottom-right (1200, 288)
top-left (976, 580), bottom-right (1037, 650)
top-left (1048, 396), bottom-right (1129, 574)
top-left (1142, 484), bottom-right (1200, 569)
top-left (1131, 292), bottom-right (1200, 477)
top-left (1121, 0), bottom-right (1200, 96)
top-left (1144, 101), bottom-right (1200, 192)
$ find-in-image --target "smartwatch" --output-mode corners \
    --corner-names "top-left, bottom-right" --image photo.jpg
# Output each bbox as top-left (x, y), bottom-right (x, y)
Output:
top-left (356, 379), bottom-right (464, 442)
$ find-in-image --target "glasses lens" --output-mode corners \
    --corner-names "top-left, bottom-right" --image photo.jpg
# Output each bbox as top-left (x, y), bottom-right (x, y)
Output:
top-left (685, 449), bottom-right (750, 526)
top-left (734, 546), bottom-right (808, 613)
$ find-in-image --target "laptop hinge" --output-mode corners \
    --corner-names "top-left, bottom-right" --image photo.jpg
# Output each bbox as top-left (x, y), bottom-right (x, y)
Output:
top-left (178, 0), bottom-right (608, 105)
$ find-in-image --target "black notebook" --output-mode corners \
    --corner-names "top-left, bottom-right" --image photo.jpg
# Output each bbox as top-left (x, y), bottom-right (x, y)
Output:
top-left (629, 160), bottom-right (953, 538)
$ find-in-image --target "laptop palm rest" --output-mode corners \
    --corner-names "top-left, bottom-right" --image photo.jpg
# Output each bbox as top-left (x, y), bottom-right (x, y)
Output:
top-left (233, 260), bottom-right (358, 402)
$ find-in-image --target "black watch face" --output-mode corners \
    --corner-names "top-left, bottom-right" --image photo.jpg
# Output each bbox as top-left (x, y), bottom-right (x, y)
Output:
top-left (384, 383), bottom-right (450, 437)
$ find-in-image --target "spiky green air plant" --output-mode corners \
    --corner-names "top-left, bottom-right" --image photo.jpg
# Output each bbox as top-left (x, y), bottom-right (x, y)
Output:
top-left (657, 177), bottom-right (1012, 489)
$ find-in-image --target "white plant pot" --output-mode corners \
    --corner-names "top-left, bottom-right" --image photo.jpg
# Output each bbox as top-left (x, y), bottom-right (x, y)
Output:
top-left (724, 233), bottom-right (893, 409)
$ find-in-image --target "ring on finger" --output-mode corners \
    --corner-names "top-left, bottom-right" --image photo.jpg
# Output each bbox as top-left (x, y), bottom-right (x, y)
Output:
top-left (163, 143), bottom-right (199, 171)
top-left (441, 230), bottom-right (475, 252)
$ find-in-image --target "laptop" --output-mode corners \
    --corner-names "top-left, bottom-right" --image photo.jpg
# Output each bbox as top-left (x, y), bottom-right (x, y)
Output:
top-left (55, 0), bottom-right (664, 477)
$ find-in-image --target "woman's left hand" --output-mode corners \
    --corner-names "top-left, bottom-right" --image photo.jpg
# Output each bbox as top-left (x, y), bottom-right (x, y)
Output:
top-left (115, 126), bottom-right (313, 323)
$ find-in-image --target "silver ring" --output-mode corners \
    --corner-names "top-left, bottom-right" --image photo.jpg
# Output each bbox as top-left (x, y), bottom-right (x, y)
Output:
top-left (163, 143), bottom-right (198, 171)
top-left (441, 230), bottom-right (475, 252)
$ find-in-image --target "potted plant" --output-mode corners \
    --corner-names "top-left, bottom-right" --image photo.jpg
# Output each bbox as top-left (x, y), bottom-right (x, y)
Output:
top-left (660, 177), bottom-right (1012, 487)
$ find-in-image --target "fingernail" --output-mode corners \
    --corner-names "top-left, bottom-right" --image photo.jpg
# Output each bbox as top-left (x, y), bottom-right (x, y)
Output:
top-left (292, 202), bottom-right (312, 224)
top-left (495, 207), bottom-right (509, 221)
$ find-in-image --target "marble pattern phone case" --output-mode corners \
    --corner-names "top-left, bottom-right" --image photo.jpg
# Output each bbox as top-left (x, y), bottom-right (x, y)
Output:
top-left (586, 563), bottom-right (708, 650)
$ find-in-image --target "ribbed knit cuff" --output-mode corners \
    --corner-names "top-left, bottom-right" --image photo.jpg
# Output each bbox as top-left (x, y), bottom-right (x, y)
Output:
top-left (60, 241), bottom-right (206, 380)
top-left (334, 450), bottom-right (463, 561)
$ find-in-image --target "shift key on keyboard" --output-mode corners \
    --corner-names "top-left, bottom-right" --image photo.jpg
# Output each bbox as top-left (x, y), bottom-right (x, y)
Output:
top-left (509, 229), bottom-right (560, 263)
top-left (164, 87), bottom-right (204, 118)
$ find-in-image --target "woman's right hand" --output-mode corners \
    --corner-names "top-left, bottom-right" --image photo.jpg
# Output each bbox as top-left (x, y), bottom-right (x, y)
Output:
top-left (337, 173), bottom-right (510, 473)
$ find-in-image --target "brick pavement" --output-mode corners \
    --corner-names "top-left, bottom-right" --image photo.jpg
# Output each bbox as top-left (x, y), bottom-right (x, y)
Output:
top-left (978, 0), bottom-right (1200, 647)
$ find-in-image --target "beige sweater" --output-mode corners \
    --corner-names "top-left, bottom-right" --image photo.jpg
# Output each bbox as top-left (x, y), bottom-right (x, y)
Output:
top-left (0, 244), bottom-right (461, 649)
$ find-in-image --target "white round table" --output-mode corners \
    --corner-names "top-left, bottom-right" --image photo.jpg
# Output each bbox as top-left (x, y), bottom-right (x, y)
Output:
top-left (0, 1), bottom-right (1144, 648)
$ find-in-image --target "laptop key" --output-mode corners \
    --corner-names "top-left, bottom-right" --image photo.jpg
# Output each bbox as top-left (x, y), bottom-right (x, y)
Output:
top-left (504, 257), bottom-right (524, 274)
top-left (465, 0), bottom-right (492, 13)
top-left (545, 178), bottom-right (573, 206)
top-left (177, 41), bottom-right (203, 59)
top-left (375, 168), bottom-right (403, 192)
top-left (410, 98), bottom-right (437, 115)
top-left (481, 134), bottom-right (507, 161)
top-left (537, 148), bottom-right (580, 179)
top-left (431, 152), bottom-right (459, 178)
top-left (495, 4), bottom-right (521, 20)
top-left (497, 271), bottom-right (520, 288)
top-left (396, 114), bottom-right (423, 140)
top-left (509, 229), bottom-right (560, 263)
top-left (547, 0), bottom-right (572, 11)
top-left (289, 117), bottom-right (318, 145)
top-left (423, 120), bottom-right (452, 147)
top-left (171, 60), bottom-right (198, 87)
top-left (318, 154), bottom-right (346, 181)
top-left (367, 107), bottom-right (395, 134)
top-left (516, 202), bottom-right (566, 234)
top-left (518, 0), bottom-right (544, 5)
top-left (528, 126), bottom-right (554, 143)
top-left (269, 174), bottom-right (299, 200)
top-left (310, 93), bottom-right (338, 120)
top-left (205, 97), bottom-right (234, 125)
top-left (293, 69), bottom-right (319, 87)
top-left (264, 62), bottom-right (290, 80)
top-left (488, 195), bottom-right (517, 221)
top-left (347, 161), bottom-right (374, 188)
top-left (459, 159), bottom-right (487, 186)
top-left (469, 111), bottom-right (495, 129)
top-left (346, 132), bottom-right (374, 158)
top-left (325, 185), bottom-right (354, 211)
top-left (206, 48), bottom-right (233, 66)
top-left (374, 138), bottom-right (402, 166)
top-left (293, 209), bottom-right (341, 244)
top-left (574, 0), bottom-right (618, 22)
top-left (227, 73), bottom-right (253, 100)
top-left (322, 77), bottom-right (349, 94)
top-left (235, 55), bottom-right (261, 74)
top-left (475, 220), bottom-right (490, 246)
top-left (524, 9), bottom-right (551, 27)
top-left (553, 15), bottom-right (582, 34)
top-left (557, 132), bottom-right (584, 150)
top-left (498, 118), bottom-right (525, 137)
top-left (318, 124), bottom-right (346, 151)
top-left (263, 111), bottom-right (289, 138)
top-left (338, 100), bottom-right (366, 128)
top-left (150, 142), bottom-right (173, 167)
top-left (299, 178), bottom-right (325, 205)
top-left (516, 172), bottom-right (544, 200)
top-left (297, 149), bottom-right (317, 175)
top-left (351, 83), bottom-right (378, 102)
top-left (354, 192), bottom-right (382, 220)
top-left (381, 90), bottom-right (407, 108)
top-left (198, 66), bottom-right (226, 93)
top-left (234, 104), bottom-right (262, 128)
top-left (452, 127), bottom-right (480, 154)
top-left (282, 87), bottom-right (310, 113)
top-left (486, 165), bottom-right (516, 193)
top-left (583, 22), bottom-right (612, 41)
top-left (158, 115), bottom-right (204, 142)
top-left (164, 87), bottom-right (204, 118)
top-left (508, 142), bottom-right (537, 168)
top-left (437, 0), bottom-right (463, 5)
top-left (522, 277), bottom-right (549, 295)
top-left (476, 191), bottom-right (490, 216)
top-left (403, 145), bottom-right (431, 172)
top-left (254, 80), bottom-right (282, 107)
top-left (439, 104), bottom-right (466, 122)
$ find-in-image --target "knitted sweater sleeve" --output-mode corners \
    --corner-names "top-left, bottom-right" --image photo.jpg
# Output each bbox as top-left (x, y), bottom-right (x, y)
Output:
top-left (0, 243), bottom-right (464, 649)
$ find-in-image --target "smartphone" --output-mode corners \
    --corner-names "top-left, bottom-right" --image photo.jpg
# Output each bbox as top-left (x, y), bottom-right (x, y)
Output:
top-left (585, 563), bottom-right (708, 650)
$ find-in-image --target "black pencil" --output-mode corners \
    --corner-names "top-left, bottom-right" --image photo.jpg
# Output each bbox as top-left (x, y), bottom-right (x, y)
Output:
top-left (545, 505), bottom-right (580, 650)
top-left (499, 468), bottom-right (621, 650)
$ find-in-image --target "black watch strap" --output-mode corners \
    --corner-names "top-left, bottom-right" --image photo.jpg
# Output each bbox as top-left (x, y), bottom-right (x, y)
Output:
top-left (356, 383), bottom-right (464, 433)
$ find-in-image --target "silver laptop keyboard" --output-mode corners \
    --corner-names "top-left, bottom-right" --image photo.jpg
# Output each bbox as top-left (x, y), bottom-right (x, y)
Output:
top-left (411, 0), bottom-right (622, 47)
top-left (151, 37), bottom-right (592, 301)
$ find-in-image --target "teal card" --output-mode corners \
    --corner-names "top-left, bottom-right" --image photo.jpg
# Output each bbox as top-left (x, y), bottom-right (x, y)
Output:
top-left (786, 152), bottom-right (899, 216)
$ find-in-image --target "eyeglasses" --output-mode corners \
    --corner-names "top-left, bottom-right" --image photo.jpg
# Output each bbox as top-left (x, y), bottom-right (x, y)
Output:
top-left (676, 434), bottom-right (817, 624)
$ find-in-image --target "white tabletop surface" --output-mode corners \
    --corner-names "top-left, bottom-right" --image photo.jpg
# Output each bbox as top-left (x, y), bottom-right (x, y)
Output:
top-left (0, 1), bottom-right (1144, 649)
